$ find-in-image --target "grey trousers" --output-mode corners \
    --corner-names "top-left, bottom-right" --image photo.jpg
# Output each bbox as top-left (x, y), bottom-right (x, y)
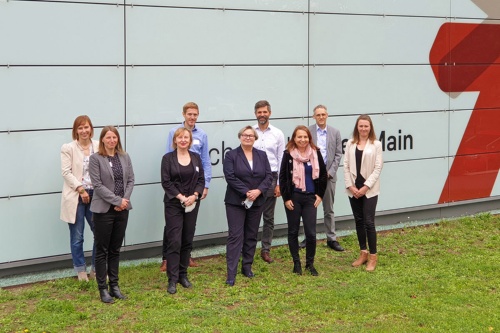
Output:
top-left (260, 172), bottom-right (277, 253)
top-left (321, 178), bottom-right (337, 242)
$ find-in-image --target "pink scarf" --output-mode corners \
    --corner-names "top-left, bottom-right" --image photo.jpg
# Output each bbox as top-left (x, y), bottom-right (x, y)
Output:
top-left (290, 146), bottom-right (320, 191)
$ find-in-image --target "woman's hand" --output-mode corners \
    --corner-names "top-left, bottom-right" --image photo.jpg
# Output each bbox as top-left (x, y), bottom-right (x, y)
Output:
top-left (357, 186), bottom-right (368, 198)
top-left (80, 190), bottom-right (90, 204)
top-left (246, 189), bottom-right (262, 202)
top-left (285, 200), bottom-right (294, 211)
top-left (183, 195), bottom-right (197, 207)
top-left (314, 195), bottom-right (322, 208)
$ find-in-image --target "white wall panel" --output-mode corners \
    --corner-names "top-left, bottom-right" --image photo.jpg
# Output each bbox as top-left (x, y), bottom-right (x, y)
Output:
top-left (0, 127), bottom-right (125, 198)
top-left (0, 194), bottom-right (79, 263)
top-left (0, 1), bottom-right (123, 65)
top-left (126, 66), bottom-right (308, 124)
top-left (309, 65), bottom-right (449, 115)
top-left (0, 67), bottom-right (125, 131)
top-left (312, 0), bottom-right (450, 17)
top-left (451, 0), bottom-right (492, 19)
top-left (125, 0), bottom-right (307, 11)
top-left (376, 158), bottom-right (449, 211)
top-left (310, 14), bottom-right (445, 65)
top-left (126, 6), bottom-right (307, 65)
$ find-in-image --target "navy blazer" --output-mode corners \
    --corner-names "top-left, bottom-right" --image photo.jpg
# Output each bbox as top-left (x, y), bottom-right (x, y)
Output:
top-left (89, 152), bottom-right (135, 213)
top-left (223, 146), bottom-right (273, 207)
top-left (161, 150), bottom-right (205, 202)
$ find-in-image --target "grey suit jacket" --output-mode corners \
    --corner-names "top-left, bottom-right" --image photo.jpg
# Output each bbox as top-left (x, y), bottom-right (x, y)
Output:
top-left (309, 124), bottom-right (343, 182)
top-left (89, 152), bottom-right (135, 213)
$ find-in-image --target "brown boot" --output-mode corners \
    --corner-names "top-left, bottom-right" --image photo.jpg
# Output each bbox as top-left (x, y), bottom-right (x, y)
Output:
top-left (189, 257), bottom-right (199, 267)
top-left (351, 250), bottom-right (369, 267)
top-left (366, 254), bottom-right (378, 272)
top-left (160, 259), bottom-right (167, 272)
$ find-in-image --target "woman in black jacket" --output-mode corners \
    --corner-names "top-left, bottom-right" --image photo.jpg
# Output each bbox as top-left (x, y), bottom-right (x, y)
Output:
top-left (161, 127), bottom-right (205, 295)
top-left (279, 125), bottom-right (327, 276)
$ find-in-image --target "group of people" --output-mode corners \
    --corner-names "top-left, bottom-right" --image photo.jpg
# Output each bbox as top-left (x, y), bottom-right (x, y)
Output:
top-left (60, 100), bottom-right (383, 303)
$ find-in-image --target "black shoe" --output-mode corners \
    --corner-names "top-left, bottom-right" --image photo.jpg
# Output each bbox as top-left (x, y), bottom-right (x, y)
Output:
top-left (327, 240), bottom-right (345, 252)
top-left (225, 279), bottom-right (235, 286)
top-left (241, 269), bottom-right (255, 278)
top-left (293, 262), bottom-right (302, 275)
top-left (167, 282), bottom-right (177, 294)
top-left (109, 285), bottom-right (127, 300)
top-left (179, 277), bottom-right (192, 289)
top-left (299, 239), bottom-right (306, 249)
top-left (305, 264), bottom-right (319, 276)
top-left (99, 289), bottom-right (114, 304)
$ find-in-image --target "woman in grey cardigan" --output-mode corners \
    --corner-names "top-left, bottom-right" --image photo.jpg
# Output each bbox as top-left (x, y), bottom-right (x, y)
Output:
top-left (89, 126), bottom-right (134, 303)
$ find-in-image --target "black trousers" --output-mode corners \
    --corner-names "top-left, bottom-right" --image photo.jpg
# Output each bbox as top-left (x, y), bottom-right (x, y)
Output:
top-left (93, 207), bottom-right (129, 290)
top-left (285, 192), bottom-right (317, 266)
top-left (164, 199), bottom-right (200, 283)
top-left (349, 195), bottom-right (378, 254)
top-left (225, 203), bottom-right (264, 280)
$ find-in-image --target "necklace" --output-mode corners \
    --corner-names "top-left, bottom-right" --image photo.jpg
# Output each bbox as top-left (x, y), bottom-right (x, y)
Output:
top-left (77, 141), bottom-right (91, 151)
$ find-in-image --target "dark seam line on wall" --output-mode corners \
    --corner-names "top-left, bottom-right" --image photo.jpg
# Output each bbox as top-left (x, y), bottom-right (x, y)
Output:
top-left (3, 63), bottom-right (500, 68)
top-left (307, 0), bottom-right (310, 125)
top-left (10, 1), bottom-right (498, 22)
top-left (123, 0), bottom-right (127, 152)
top-left (4, 108), bottom-right (499, 134)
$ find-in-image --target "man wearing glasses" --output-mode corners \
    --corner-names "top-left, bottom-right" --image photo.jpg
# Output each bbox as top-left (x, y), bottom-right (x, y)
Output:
top-left (252, 100), bottom-right (285, 264)
top-left (301, 104), bottom-right (344, 252)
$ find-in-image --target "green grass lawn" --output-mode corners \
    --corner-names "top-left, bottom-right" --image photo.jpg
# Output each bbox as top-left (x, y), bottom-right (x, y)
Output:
top-left (1, 213), bottom-right (499, 333)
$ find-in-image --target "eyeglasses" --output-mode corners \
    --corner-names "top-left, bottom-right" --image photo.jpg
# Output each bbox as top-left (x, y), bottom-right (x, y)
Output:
top-left (241, 134), bottom-right (255, 139)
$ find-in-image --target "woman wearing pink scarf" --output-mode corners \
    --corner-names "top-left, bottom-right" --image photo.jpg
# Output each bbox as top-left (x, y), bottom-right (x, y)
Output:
top-left (279, 126), bottom-right (327, 276)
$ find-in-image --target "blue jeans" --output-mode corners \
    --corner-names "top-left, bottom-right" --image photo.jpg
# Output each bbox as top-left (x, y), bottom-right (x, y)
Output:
top-left (69, 197), bottom-right (95, 273)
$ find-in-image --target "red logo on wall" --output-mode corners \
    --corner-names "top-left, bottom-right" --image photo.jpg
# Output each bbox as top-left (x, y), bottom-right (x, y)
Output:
top-left (430, 21), bottom-right (500, 203)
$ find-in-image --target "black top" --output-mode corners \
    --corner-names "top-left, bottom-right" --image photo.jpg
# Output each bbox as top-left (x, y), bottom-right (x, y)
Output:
top-left (355, 147), bottom-right (366, 190)
top-left (178, 163), bottom-right (195, 194)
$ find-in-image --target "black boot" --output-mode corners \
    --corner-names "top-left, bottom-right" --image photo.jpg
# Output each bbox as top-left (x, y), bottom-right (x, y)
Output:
top-left (167, 281), bottom-right (177, 294)
top-left (99, 289), bottom-right (114, 304)
top-left (293, 261), bottom-right (302, 275)
top-left (109, 285), bottom-right (127, 300)
top-left (305, 264), bottom-right (319, 276)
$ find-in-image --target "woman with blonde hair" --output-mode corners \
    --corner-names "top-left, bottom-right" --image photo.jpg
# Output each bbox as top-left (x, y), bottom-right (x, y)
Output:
top-left (344, 115), bottom-right (383, 271)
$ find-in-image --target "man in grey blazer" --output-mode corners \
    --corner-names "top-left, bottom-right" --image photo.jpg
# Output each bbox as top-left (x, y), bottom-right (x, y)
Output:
top-left (302, 104), bottom-right (345, 251)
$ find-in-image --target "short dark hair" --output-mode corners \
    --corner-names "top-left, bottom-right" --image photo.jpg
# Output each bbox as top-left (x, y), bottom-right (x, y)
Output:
top-left (254, 100), bottom-right (271, 112)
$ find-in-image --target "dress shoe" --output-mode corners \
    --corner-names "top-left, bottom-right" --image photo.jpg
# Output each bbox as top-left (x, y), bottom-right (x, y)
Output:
top-left (189, 257), bottom-right (199, 267)
top-left (225, 279), bottom-right (235, 286)
top-left (299, 239), bottom-right (306, 249)
top-left (99, 289), bottom-right (114, 304)
top-left (160, 259), bottom-right (167, 272)
top-left (327, 240), bottom-right (345, 252)
top-left (366, 254), bottom-right (378, 272)
top-left (77, 271), bottom-right (88, 282)
top-left (305, 264), bottom-right (319, 276)
top-left (179, 276), bottom-right (193, 288)
top-left (352, 250), bottom-right (369, 267)
top-left (261, 251), bottom-right (274, 263)
top-left (167, 282), bottom-right (177, 294)
top-left (293, 261), bottom-right (302, 275)
top-left (109, 285), bottom-right (127, 300)
top-left (241, 269), bottom-right (255, 278)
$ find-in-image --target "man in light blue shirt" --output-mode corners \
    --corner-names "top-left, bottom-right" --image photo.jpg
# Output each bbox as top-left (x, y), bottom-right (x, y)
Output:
top-left (253, 100), bottom-right (286, 263)
top-left (161, 102), bottom-right (212, 270)
top-left (301, 104), bottom-right (344, 252)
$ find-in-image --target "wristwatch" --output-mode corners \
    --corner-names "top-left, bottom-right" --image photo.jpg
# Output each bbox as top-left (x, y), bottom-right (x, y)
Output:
top-left (78, 187), bottom-right (85, 194)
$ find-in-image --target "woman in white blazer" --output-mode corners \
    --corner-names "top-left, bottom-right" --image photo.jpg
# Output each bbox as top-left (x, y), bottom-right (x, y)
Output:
top-left (89, 126), bottom-right (135, 303)
top-left (60, 115), bottom-right (99, 282)
top-left (344, 115), bottom-right (383, 271)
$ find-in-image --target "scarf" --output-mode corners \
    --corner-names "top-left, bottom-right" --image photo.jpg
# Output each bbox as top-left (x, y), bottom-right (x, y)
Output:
top-left (290, 146), bottom-right (320, 191)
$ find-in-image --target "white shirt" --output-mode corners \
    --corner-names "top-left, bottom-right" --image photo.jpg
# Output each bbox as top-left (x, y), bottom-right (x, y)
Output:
top-left (253, 123), bottom-right (285, 175)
